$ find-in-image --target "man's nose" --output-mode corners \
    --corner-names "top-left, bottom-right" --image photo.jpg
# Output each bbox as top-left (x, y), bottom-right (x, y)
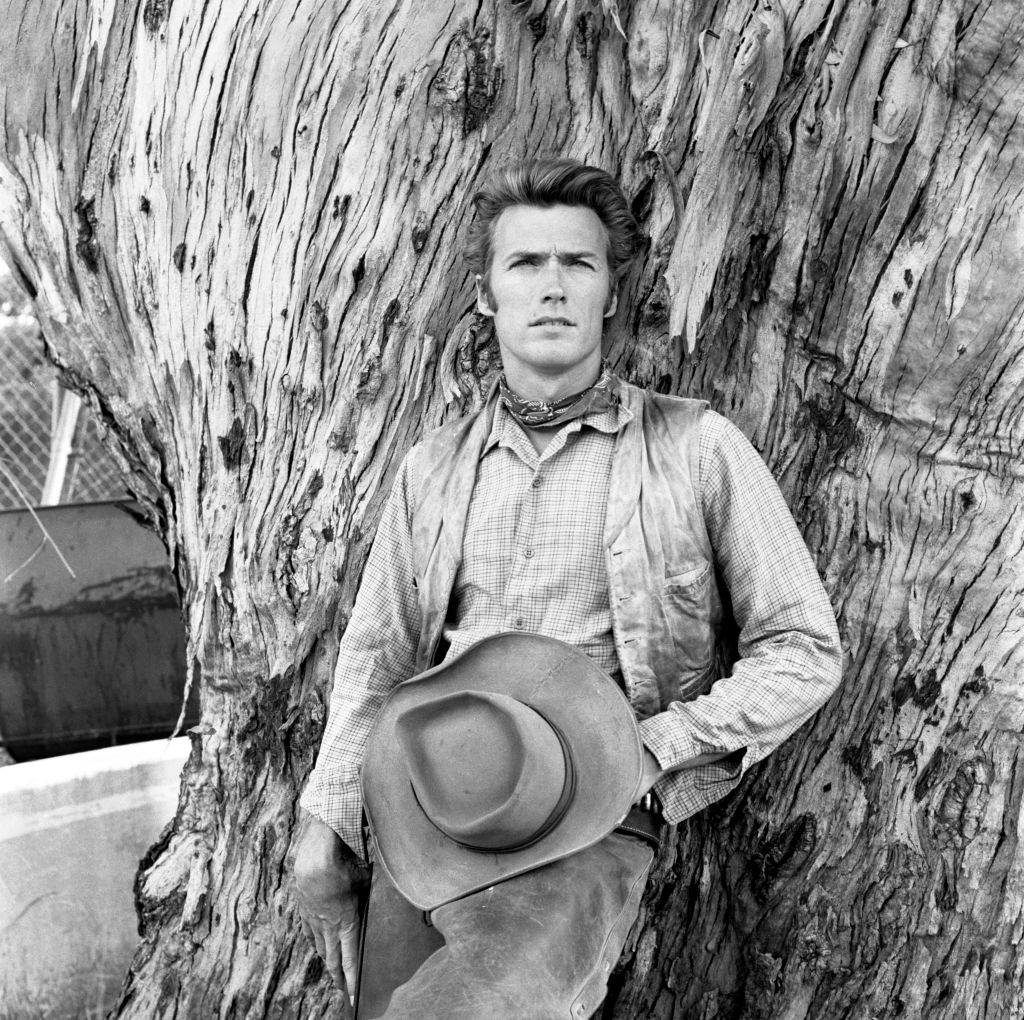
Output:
top-left (541, 258), bottom-right (566, 301)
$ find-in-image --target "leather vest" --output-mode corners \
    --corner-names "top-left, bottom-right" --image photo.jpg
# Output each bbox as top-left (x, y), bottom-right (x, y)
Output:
top-left (407, 380), bottom-right (723, 720)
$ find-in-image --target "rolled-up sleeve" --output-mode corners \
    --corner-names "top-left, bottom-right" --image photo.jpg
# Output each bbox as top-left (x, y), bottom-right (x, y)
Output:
top-left (639, 410), bottom-right (843, 822)
top-left (299, 451), bottom-right (422, 861)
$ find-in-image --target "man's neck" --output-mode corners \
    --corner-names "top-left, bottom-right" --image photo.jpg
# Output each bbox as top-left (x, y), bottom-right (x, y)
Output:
top-left (521, 424), bottom-right (554, 457)
top-left (501, 364), bottom-right (602, 403)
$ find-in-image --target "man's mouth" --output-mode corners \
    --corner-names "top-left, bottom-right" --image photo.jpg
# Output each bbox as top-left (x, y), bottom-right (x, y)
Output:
top-left (529, 317), bottom-right (575, 326)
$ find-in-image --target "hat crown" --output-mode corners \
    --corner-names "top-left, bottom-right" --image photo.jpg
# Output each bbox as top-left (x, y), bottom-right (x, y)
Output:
top-left (395, 690), bottom-right (572, 852)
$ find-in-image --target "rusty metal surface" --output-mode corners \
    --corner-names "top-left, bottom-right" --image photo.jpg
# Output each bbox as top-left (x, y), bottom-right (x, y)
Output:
top-left (0, 500), bottom-right (196, 760)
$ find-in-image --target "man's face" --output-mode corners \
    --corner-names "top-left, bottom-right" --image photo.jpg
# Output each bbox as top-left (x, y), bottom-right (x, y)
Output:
top-left (476, 204), bottom-right (617, 394)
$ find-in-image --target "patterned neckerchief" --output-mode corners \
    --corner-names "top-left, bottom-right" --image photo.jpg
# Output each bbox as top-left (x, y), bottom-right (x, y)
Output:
top-left (498, 363), bottom-right (620, 430)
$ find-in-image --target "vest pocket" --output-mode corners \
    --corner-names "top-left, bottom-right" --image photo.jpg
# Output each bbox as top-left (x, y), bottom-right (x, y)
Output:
top-left (658, 561), bottom-right (715, 700)
top-left (664, 561), bottom-right (711, 593)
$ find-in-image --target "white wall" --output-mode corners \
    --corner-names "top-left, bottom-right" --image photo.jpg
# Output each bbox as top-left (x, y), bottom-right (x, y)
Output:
top-left (0, 739), bottom-right (189, 1019)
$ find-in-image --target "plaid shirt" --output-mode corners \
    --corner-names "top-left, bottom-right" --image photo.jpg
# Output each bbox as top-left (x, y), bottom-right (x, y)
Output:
top-left (300, 395), bottom-right (841, 858)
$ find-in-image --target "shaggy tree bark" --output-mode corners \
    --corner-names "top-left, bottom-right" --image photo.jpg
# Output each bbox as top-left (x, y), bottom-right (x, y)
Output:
top-left (1, 0), bottom-right (1021, 1016)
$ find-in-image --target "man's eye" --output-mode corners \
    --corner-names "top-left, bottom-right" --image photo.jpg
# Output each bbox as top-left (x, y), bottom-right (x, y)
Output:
top-left (509, 258), bottom-right (537, 268)
top-left (569, 259), bottom-right (595, 269)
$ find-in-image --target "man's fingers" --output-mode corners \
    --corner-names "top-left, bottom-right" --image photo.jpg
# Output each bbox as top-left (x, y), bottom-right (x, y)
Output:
top-left (340, 921), bottom-right (361, 1003)
top-left (290, 817), bottom-right (367, 1002)
top-left (311, 923), bottom-right (327, 960)
top-left (324, 929), bottom-right (345, 990)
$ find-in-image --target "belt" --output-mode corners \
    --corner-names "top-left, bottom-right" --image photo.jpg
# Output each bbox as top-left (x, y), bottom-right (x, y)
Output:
top-left (614, 795), bottom-right (664, 850)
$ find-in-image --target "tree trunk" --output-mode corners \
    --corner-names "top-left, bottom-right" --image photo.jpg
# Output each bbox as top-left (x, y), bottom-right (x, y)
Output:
top-left (1, 0), bottom-right (1020, 1016)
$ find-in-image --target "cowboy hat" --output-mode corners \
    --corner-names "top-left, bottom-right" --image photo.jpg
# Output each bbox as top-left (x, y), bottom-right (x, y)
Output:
top-left (361, 632), bottom-right (644, 912)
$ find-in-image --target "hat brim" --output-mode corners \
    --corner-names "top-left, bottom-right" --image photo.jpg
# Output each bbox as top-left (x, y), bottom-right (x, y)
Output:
top-left (361, 632), bottom-right (644, 911)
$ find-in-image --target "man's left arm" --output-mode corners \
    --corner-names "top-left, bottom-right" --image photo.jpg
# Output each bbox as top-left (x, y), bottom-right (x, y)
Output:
top-left (637, 410), bottom-right (843, 820)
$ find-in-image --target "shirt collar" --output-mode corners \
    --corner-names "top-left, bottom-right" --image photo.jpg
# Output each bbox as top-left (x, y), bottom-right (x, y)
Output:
top-left (482, 373), bottom-right (634, 455)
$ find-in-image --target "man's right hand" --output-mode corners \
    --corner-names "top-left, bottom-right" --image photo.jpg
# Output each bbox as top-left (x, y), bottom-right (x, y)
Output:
top-left (291, 810), bottom-right (369, 1002)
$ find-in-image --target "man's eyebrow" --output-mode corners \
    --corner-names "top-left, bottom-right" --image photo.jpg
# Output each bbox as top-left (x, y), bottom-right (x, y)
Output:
top-left (503, 249), bottom-right (600, 262)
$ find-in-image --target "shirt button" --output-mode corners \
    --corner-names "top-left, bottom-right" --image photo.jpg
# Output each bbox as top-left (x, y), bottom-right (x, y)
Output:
top-left (523, 548), bottom-right (534, 559)
top-left (512, 617), bottom-right (525, 630)
top-left (531, 476), bottom-right (542, 488)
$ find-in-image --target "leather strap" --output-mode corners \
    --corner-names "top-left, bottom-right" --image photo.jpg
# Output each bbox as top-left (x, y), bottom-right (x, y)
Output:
top-left (614, 803), bottom-right (664, 850)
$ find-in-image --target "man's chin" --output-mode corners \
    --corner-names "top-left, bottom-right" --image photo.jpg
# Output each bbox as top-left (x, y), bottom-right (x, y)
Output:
top-left (496, 335), bottom-right (602, 377)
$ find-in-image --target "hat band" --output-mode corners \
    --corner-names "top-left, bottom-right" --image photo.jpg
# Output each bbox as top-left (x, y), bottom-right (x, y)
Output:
top-left (413, 713), bottom-right (577, 855)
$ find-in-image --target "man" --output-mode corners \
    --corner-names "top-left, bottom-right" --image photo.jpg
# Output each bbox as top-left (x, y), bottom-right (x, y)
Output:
top-left (292, 159), bottom-right (842, 1016)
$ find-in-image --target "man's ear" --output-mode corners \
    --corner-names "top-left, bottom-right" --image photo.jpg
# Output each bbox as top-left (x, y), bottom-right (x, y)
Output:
top-left (475, 275), bottom-right (495, 317)
top-left (603, 288), bottom-right (618, 319)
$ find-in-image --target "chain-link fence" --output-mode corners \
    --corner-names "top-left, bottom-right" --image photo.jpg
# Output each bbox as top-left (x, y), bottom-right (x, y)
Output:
top-left (0, 268), bottom-right (127, 510)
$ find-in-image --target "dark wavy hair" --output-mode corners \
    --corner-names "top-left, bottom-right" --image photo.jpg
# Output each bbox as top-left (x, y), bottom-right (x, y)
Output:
top-left (466, 159), bottom-right (644, 290)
